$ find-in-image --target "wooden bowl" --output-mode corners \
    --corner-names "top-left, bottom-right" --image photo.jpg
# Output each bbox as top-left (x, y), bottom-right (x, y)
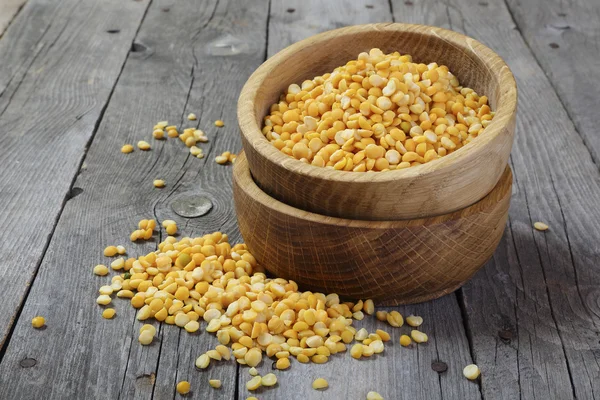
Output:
top-left (233, 152), bottom-right (512, 305)
top-left (238, 23), bottom-right (517, 220)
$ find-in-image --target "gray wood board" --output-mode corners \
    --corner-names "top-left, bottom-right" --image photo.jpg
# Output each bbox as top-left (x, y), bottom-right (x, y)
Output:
top-left (505, 0), bottom-right (600, 165)
top-left (391, 0), bottom-right (600, 398)
top-left (0, 0), bottom-right (269, 399)
top-left (238, 1), bottom-right (480, 399)
top-left (0, 0), bottom-right (26, 37)
top-left (0, 0), bottom-right (151, 349)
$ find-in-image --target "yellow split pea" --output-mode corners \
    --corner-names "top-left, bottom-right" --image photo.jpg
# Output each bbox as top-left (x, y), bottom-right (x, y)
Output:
top-left (121, 144), bottom-right (134, 154)
top-left (263, 48), bottom-right (494, 172)
top-left (31, 316), bottom-right (45, 328)
top-left (95, 228), bottom-right (390, 374)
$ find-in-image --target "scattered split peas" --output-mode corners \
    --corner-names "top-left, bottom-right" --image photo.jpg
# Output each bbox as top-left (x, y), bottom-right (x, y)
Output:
top-left (31, 316), bottom-right (45, 328)
top-left (139, 324), bottom-right (156, 345)
top-left (399, 335), bottom-right (412, 347)
top-left (405, 315), bottom-right (423, 327)
top-left (104, 246), bottom-right (118, 257)
top-left (176, 380), bottom-right (190, 394)
top-left (367, 391), bottom-right (384, 400)
top-left (261, 373), bottom-right (278, 387)
top-left (312, 378), bottom-right (329, 390)
top-left (93, 264), bottom-right (109, 276)
top-left (215, 151), bottom-right (237, 165)
top-left (94, 228), bottom-right (433, 389)
top-left (534, 222), bottom-right (549, 231)
top-left (121, 144), bottom-right (134, 154)
top-left (94, 230), bottom-right (403, 371)
top-left (153, 179), bottom-right (166, 188)
top-left (463, 364), bottom-right (481, 380)
top-left (125, 119), bottom-right (213, 158)
top-left (246, 376), bottom-right (262, 391)
top-left (410, 330), bottom-right (428, 343)
top-left (263, 48), bottom-right (494, 171)
top-left (162, 219), bottom-right (177, 235)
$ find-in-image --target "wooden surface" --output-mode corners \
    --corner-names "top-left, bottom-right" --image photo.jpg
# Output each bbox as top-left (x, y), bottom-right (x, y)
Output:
top-left (235, 151), bottom-right (512, 304)
top-left (238, 23), bottom-right (517, 221)
top-left (0, 0), bottom-right (151, 350)
top-left (0, 0), bottom-right (598, 399)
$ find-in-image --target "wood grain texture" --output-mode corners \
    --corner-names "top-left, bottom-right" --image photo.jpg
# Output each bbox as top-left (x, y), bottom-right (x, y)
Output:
top-left (238, 23), bottom-right (517, 220)
top-left (0, 0), bottom-right (269, 399)
top-left (235, 151), bottom-right (511, 304)
top-left (0, 0), bottom-right (26, 37)
top-left (1, 1), bottom-right (596, 400)
top-left (505, 0), bottom-right (600, 164)
top-left (390, 0), bottom-right (600, 398)
top-left (0, 0), bottom-right (150, 349)
top-left (235, 3), bottom-right (480, 400)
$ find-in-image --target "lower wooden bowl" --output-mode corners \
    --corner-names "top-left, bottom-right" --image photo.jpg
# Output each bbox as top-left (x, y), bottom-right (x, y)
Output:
top-left (233, 152), bottom-right (512, 305)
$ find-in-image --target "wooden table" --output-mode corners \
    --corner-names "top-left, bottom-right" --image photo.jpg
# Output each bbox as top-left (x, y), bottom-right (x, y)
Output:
top-left (0, 0), bottom-right (598, 399)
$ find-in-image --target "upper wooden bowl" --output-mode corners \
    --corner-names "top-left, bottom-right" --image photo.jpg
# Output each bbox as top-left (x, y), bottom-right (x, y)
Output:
top-left (238, 23), bottom-right (517, 220)
top-left (233, 152), bottom-right (512, 305)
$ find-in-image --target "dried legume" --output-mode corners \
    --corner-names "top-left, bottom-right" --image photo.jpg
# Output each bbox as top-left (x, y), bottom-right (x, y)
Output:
top-left (312, 378), bottom-right (329, 389)
top-left (463, 364), bottom-right (481, 380)
top-left (264, 48), bottom-right (493, 171)
top-left (176, 380), bottom-right (190, 394)
top-left (209, 379), bottom-right (221, 388)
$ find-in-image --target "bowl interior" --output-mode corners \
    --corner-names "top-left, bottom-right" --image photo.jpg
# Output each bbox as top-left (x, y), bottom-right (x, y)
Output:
top-left (252, 25), bottom-right (502, 141)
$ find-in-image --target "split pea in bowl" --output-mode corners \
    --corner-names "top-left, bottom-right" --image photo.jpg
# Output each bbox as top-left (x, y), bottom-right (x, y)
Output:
top-left (234, 23), bottom-right (517, 304)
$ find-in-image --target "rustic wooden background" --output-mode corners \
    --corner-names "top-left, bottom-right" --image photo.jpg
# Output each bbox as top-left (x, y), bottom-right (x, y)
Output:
top-left (0, 0), bottom-right (598, 399)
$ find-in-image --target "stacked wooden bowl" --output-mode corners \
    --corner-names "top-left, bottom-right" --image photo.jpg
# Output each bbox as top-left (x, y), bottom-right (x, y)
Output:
top-left (234, 23), bottom-right (517, 304)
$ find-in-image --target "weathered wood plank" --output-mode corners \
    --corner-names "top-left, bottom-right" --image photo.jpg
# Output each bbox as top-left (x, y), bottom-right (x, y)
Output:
top-left (0, 0), bottom-right (269, 399)
top-left (237, 2), bottom-right (480, 399)
top-left (0, 0), bottom-right (150, 350)
top-left (390, 0), bottom-right (600, 398)
top-left (504, 0), bottom-right (600, 164)
top-left (0, 0), bottom-right (26, 37)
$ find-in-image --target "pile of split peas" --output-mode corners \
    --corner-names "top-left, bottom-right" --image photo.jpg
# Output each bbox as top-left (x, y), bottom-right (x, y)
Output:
top-left (262, 48), bottom-right (494, 172)
top-left (92, 223), bottom-right (438, 398)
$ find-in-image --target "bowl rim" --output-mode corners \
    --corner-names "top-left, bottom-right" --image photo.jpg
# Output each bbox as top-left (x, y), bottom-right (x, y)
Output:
top-left (234, 151), bottom-right (512, 229)
top-left (238, 22), bottom-right (517, 184)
